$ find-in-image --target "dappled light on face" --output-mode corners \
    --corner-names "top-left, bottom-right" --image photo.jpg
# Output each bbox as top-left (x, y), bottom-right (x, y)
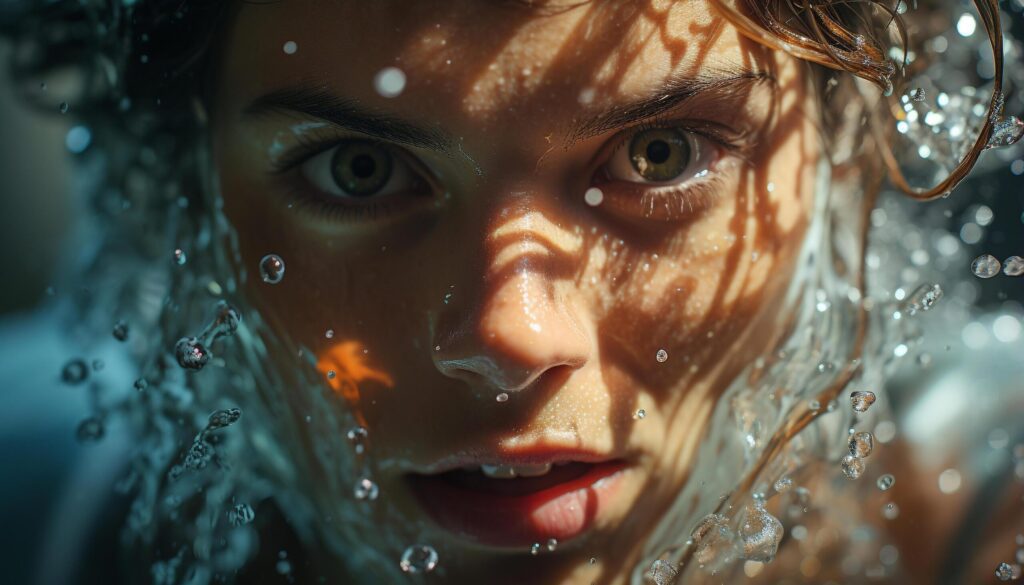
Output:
top-left (316, 340), bottom-right (395, 425)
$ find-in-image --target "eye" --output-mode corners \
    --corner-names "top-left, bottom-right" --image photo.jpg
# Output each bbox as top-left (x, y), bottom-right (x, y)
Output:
top-left (605, 126), bottom-right (715, 185)
top-left (301, 139), bottom-right (424, 199)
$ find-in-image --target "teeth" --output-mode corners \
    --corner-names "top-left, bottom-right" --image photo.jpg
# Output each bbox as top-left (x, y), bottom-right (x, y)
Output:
top-left (480, 463), bottom-right (553, 479)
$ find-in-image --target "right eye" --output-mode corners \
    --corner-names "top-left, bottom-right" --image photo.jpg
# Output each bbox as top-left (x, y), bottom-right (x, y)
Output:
top-left (301, 139), bottom-right (425, 200)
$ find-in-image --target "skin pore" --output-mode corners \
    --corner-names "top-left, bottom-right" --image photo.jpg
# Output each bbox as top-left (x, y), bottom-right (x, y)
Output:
top-left (211, 1), bottom-right (822, 583)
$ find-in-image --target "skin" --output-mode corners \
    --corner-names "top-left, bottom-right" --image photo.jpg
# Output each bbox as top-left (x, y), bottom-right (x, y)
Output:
top-left (211, 0), bottom-right (821, 582)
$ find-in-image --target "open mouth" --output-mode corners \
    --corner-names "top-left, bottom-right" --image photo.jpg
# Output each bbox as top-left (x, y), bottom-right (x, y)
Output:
top-left (406, 459), bottom-right (628, 548)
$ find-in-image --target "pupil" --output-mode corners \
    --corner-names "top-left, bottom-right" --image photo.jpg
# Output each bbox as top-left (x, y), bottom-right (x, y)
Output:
top-left (646, 140), bottom-right (671, 165)
top-left (350, 154), bottom-right (376, 179)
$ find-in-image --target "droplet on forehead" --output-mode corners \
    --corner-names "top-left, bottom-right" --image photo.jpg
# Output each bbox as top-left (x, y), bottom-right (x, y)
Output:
top-left (375, 67), bottom-right (407, 98)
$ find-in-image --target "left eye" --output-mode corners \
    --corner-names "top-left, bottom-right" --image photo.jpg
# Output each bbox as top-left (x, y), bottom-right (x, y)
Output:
top-left (301, 140), bottom-right (424, 199)
top-left (605, 127), bottom-right (715, 184)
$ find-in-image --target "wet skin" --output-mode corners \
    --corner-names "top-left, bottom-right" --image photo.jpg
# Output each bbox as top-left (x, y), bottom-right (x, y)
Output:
top-left (212, 1), bottom-right (821, 582)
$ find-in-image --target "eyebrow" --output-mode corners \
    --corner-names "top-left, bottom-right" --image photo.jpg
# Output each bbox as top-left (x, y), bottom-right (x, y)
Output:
top-left (243, 69), bottom-right (774, 154)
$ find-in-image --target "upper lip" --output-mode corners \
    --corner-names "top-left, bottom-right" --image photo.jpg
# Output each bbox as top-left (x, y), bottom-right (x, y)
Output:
top-left (410, 445), bottom-right (623, 475)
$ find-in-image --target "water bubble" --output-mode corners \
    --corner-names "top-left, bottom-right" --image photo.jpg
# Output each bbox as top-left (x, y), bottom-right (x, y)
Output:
top-left (207, 408), bottom-right (241, 430)
top-left (876, 474), bottom-right (895, 491)
top-left (972, 254), bottom-right (1001, 278)
top-left (354, 478), bottom-right (379, 501)
top-left (112, 320), bottom-right (129, 341)
top-left (175, 337), bottom-right (211, 370)
top-left (61, 358), bottom-right (89, 385)
top-left (590, 557), bottom-right (597, 564)
top-left (656, 349), bottom-right (668, 363)
top-left (228, 503), bottom-right (255, 526)
top-left (903, 283), bottom-right (943, 316)
top-left (375, 67), bottom-right (407, 98)
top-left (325, 329), bottom-right (335, 339)
top-left (399, 545), bottom-right (438, 573)
top-left (347, 426), bottom-right (369, 454)
top-left (133, 378), bottom-right (148, 391)
top-left (584, 187), bottom-right (604, 207)
top-left (848, 432), bottom-right (875, 458)
top-left (882, 502), bottom-right (899, 519)
top-left (282, 40), bottom-right (297, 55)
top-left (546, 538), bottom-right (558, 552)
top-left (92, 359), bottom-right (104, 371)
top-left (58, 101), bottom-right (68, 114)
top-left (986, 116), bottom-right (1024, 149)
top-left (326, 370), bottom-right (336, 380)
top-left (184, 439), bottom-right (212, 469)
top-left (65, 125), bottom-right (92, 154)
top-left (841, 454), bottom-right (865, 480)
top-left (1004, 256), bottom-right (1024, 277)
top-left (773, 477), bottom-right (793, 493)
top-left (996, 562), bottom-right (1013, 581)
top-left (937, 468), bottom-right (962, 494)
top-left (739, 505), bottom-right (784, 563)
top-left (530, 543), bottom-right (541, 555)
top-left (76, 417), bottom-right (105, 442)
top-left (173, 248), bottom-right (187, 266)
top-left (496, 392), bottom-right (509, 403)
top-left (635, 409), bottom-right (646, 420)
top-left (259, 254), bottom-right (285, 284)
top-left (850, 390), bottom-right (876, 412)
top-left (645, 559), bottom-right (679, 585)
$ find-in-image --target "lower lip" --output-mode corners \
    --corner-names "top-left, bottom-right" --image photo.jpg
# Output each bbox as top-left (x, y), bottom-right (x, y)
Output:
top-left (407, 461), bottom-right (628, 548)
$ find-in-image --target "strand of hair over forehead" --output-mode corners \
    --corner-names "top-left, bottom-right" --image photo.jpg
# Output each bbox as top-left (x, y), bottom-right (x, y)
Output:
top-left (712, 0), bottom-right (1005, 201)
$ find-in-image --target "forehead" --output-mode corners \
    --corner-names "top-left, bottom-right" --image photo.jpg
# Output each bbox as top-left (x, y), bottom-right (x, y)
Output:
top-left (218, 0), bottom-right (770, 126)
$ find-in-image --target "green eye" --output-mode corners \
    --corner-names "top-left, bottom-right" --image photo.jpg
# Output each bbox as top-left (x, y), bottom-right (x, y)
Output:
top-left (330, 141), bottom-right (393, 196)
top-left (628, 128), bottom-right (691, 182)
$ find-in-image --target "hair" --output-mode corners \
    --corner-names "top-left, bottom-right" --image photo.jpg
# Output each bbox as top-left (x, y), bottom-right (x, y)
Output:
top-left (0, 1), bottom-right (1008, 583)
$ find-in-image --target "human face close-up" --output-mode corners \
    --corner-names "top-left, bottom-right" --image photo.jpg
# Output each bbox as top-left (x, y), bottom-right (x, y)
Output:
top-left (212, 1), bottom-right (820, 582)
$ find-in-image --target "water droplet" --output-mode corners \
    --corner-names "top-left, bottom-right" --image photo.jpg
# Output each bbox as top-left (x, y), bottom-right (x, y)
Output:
top-left (399, 544), bottom-right (438, 574)
top-left (848, 432), bottom-right (875, 458)
top-left (589, 557), bottom-right (597, 564)
top-left (133, 378), bottom-right (148, 391)
top-left (61, 358), bottom-right (89, 385)
top-left (987, 116), bottom-right (1024, 149)
top-left (938, 468), bottom-right (962, 493)
top-left (530, 543), bottom-right (541, 555)
top-left (207, 408), bottom-right (242, 430)
top-left (635, 409), bottom-right (646, 420)
top-left (850, 390), bottom-right (876, 413)
top-left (259, 254), bottom-right (286, 284)
top-left (92, 359), bottom-right (104, 371)
top-left (76, 417), bottom-right (104, 442)
top-left (691, 513), bottom-right (736, 567)
top-left (903, 283), bottom-right (943, 316)
top-left (495, 392), bottom-right (509, 403)
top-left (773, 477), bottom-right (793, 493)
top-left (58, 101), bottom-right (68, 114)
top-left (841, 455), bottom-right (865, 479)
top-left (326, 370), bottom-right (336, 380)
top-left (882, 502), bottom-right (899, 519)
top-left (876, 474), bottom-right (895, 491)
top-left (645, 559), bottom-right (679, 585)
top-left (347, 426), bottom-right (368, 454)
top-left (584, 187), bottom-right (604, 206)
top-left (282, 40), bottom-right (297, 54)
top-left (65, 125), bottom-right (92, 153)
top-left (354, 478), bottom-right (379, 501)
top-left (546, 538), bottom-right (558, 552)
top-left (175, 337), bottom-right (211, 370)
top-left (442, 291), bottom-right (454, 304)
top-left (996, 562), bottom-right (1013, 581)
top-left (184, 439), bottom-right (213, 469)
top-left (910, 87), bottom-right (926, 102)
top-left (656, 349), bottom-right (668, 363)
top-left (375, 67), bottom-right (407, 98)
top-left (972, 254), bottom-right (1001, 278)
top-left (325, 329), bottom-right (335, 339)
top-left (228, 503), bottom-right (255, 526)
top-left (1004, 256), bottom-right (1024, 277)
top-left (173, 248), bottom-right (187, 266)
top-left (112, 320), bottom-right (129, 341)
top-left (739, 504), bottom-right (784, 563)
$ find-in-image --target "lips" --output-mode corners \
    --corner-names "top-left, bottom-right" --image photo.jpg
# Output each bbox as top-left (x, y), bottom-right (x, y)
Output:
top-left (406, 451), bottom-right (628, 548)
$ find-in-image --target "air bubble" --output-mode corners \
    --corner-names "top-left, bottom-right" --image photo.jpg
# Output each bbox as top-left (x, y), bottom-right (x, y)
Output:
top-left (175, 337), bottom-right (211, 370)
top-left (773, 477), bottom-right (793, 493)
top-left (910, 87), bottom-right (926, 102)
top-left (584, 187), bottom-right (604, 207)
top-left (645, 559), bottom-right (679, 585)
top-left (58, 102), bottom-right (69, 114)
top-left (347, 426), bottom-right (369, 454)
top-left (173, 248), bottom-right (187, 266)
top-left (207, 408), bottom-right (242, 430)
top-left (739, 504), bottom-right (783, 563)
top-left (635, 409), bottom-right (646, 420)
top-left (354, 478), bottom-right (379, 501)
top-left (76, 417), bottom-right (104, 442)
top-left (903, 283), bottom-right (943, 316)
top-left (282, 41), bottom-right (297, 55)
top-left (259, 254), bottom-right (286, 284)
top-left (61, 358), bottom-right (89, 385)
top-left (112, 320), bottom-right (129, 341)
top-left (656, 349), bottom-right (668, 363)
top-left (1004, 256), bottom-right (1024, 277)
top-left (399, 545), bottom-right (438, 573)
top-left (228, 503), bottom-right (255, 526)
top-left (133, 378), bottom-right (148, 391)
top-left (325, 329), bottom-right (335, 339)
top-left (850, 390), bottom-right (876, 412)
top-left (876, 474), bottom-right (895, 491)
top-left (496, 392), bottom-right (509, 403)
top-left (849, 432), bottom-right (874, 458)
top-left (530, 543), bottom-right (541, 555)
top-left (972, 254), bottom-right (1001, 278)
top-left (996, 562), bottom-right (1013, 581)
top-left (375, 67), bottom-right (407, 98)
top-left (841, 454), bottom-right (865, 479)
top-left (546, 538), bottom-right (558, 552)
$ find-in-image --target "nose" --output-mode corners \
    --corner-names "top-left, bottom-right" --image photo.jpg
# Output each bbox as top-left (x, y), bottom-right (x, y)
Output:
top-left (433, 204), bottom-right (591, 393)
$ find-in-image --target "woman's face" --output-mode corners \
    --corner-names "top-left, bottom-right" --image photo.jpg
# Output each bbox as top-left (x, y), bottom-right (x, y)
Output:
top-left (212, 0), bottom-right (820, 581)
